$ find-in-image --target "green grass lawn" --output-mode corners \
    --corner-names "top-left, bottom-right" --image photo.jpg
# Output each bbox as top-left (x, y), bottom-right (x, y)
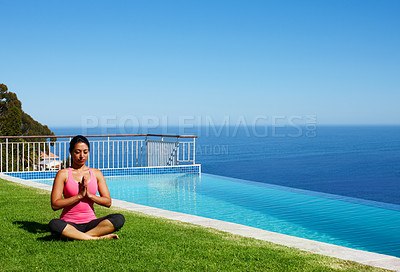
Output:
top-left (0, 178), bottom-right (391, 272)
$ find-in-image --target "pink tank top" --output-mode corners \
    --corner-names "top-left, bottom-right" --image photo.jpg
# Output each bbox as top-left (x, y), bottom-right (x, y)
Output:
top-left (60, 167), bottom-right (98, 224)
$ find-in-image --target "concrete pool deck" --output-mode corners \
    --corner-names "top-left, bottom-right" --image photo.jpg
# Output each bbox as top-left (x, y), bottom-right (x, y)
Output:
top-left (2, 173), bottom-right (400, 272)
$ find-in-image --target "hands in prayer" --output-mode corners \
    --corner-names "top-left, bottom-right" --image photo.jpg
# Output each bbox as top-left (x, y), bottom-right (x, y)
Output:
top-left (79, 176), bottom-right (92, 199)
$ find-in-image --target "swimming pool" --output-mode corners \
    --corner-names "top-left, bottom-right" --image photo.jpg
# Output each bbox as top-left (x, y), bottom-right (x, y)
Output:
top-left (35, 173), bottom-right (400, 257)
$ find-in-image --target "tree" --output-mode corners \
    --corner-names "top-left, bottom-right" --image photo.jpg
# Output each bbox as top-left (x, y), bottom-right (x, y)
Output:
top-left (2, 105), bottom-right (22, 136)
top-left (0, 83), bottom-right (56, 171)
top-left (0, 83), bottom-right (54, 138)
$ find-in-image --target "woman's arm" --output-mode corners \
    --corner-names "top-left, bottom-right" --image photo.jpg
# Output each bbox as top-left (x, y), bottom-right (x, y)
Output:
top-left (87, 169), bottom-right (112, 208)
top-left (51, 169), bottom-right (84, 211)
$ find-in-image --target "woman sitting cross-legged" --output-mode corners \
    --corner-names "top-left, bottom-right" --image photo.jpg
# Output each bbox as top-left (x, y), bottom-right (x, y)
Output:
top-left (49, 135), bottom-right (125, 240)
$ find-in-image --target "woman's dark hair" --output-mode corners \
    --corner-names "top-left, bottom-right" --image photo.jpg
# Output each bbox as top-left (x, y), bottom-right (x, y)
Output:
top-left (69, 135), bottom-right (90, 154)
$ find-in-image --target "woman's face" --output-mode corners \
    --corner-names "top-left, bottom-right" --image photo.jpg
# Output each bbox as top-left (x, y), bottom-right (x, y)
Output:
top-left (71, 142), bottom-right (89, 165)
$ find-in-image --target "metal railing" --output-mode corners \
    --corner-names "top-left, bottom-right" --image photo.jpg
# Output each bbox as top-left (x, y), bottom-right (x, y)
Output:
top-left (0, 134), bottom-right (197, 173)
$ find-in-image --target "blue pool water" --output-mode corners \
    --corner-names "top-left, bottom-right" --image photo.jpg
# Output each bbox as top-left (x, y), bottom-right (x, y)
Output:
top-left (51, 126), bottom-right (400, 206)
top-left (35, 173), bottom-right (400, 257)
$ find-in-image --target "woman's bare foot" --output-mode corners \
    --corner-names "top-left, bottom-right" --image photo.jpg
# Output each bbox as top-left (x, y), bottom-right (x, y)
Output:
top-left (97, 233), bottom-right (119, 240)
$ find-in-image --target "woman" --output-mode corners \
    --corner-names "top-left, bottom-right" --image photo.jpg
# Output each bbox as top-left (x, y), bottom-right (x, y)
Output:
top-left (49, 135), bottom-right (125, 240)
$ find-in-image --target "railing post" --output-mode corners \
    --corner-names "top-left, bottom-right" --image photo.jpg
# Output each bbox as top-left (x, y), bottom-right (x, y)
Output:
top-left (107, 137), bottom-right (110, 169)
top-left (22, 142), bottom-right (24, 171)
top-left (68, 137), bottom-right (71, 168)
top-left (130, 140), bottom-right (133, 168)
top-left (141, 141), bottom-right (144, 167)
top-left (59, 141), bottom-right (61, 170)
top-left (6, 138), bottom-right (8, 172)
top-left (33, 141), bottom-right (35, 171)
top-left (117, 141), bottom-right (119, 168)
top-left (176, 137), bottom-right (179, 165)
top-left (135, 141), bottom-right (138, 167)
top-left (112, 141), bottom-right (115, 168)
top-left (193, 137), bottom-right (195, 164)
top-left (47, 141), bottom-right (51, 171)
top-left (145, 136), bottom-right (148, 167)
top-left (11, 142), bottom-right (14, 172)
top-left (27, 142), bottom-right (30, 171)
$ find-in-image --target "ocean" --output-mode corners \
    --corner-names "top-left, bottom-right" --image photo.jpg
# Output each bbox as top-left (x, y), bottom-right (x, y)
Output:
top-left (50, 125), bottom-right (400, 206)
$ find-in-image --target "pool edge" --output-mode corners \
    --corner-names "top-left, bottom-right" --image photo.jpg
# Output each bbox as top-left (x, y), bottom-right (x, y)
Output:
top-left (1, 173), bottom-right (399, 272)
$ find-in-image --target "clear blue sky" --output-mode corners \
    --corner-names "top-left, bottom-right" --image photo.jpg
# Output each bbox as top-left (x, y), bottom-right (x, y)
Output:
top-left (1, 0), bottom-right (399, 128)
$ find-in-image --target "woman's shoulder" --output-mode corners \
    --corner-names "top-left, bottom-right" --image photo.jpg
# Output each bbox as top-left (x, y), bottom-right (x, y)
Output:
top-left (90, 167), bottom-right (100, 173)
top-left (54, 168), bottom-right (69, 181)
top-left (57, 168), bottom-right (69, 176)
top-left (90, 168), bottom-right (104, 176)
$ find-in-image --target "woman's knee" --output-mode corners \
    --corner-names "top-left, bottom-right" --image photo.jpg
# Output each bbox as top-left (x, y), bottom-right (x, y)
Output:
top-left (107, 213), bottom-right (125, 231)
top-left (49, 218), bottom-right (67, 235)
